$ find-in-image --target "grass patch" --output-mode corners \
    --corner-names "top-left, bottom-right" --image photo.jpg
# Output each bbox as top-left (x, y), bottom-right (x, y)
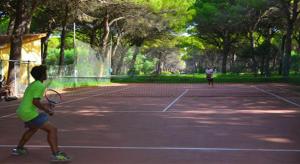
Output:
top-left (47, 77), bottom-right (111, 89)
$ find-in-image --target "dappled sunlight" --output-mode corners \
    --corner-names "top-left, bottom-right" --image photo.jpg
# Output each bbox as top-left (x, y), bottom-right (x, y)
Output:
top-left (60, 124), bottom-right (109, 132)
top-left (56, 107), bottom-right (108, 117)
top-left (77, 112), bottom-right (105, 116)
top-left (174, 108), bottom-right (300, 115)
top-left (195, 120), bottom-right (218, 125)
top-left (177, 96), bottom-right (299, 112)
top-left (251, 135), bottom-right (294, 144)
top-left (237, 109), bottom-right (299, 114)
top-left (165, 113), bottom-right (256, 127)
top-left (68, 109), bottom-right (106, 116)
top-left (263, 137), bottom-right (293, 144)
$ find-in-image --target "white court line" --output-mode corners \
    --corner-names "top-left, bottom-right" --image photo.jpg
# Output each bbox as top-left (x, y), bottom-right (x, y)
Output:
top-left (162, 89), bottom-right (189, 112)
top-left (0, 113), bottom-right (16, 119)
top-left (0, 87), bottom-right (133, 119)
top-left (0, 103), bottom-right (19, 108)
top-left (1, 144), bottom-right (300, 152)
top-left (253, 86), bottom-right (300, 108)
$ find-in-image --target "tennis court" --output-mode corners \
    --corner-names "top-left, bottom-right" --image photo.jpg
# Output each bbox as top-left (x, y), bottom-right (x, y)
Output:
top-left (0, 83), bottom-right (300, 164)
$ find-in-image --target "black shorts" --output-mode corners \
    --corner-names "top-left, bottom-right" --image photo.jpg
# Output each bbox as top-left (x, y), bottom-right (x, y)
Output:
top-left (207, 77), bottom-right (213, 81)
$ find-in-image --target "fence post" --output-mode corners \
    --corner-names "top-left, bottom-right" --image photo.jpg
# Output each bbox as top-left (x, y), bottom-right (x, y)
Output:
top-left (27, 60), bottom-right (30, 85)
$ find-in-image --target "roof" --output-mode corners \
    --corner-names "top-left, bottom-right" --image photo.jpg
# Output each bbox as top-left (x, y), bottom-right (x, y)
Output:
top-left (0, 33), bottom-right (47, 50)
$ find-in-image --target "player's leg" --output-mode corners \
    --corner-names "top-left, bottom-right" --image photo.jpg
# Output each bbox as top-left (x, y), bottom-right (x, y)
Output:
top-left (40, 122), bottom-right (71, 162)
top-left (12, 113), bottom-right (49, 155)
top-left (208, 78), bottom-right (211, 86)
top-left (12, 127), bottom-right (38, 155)
top-left (40, 122), bottom-right (59, 154)
top-left (17, 127), bottom-right (39, 147)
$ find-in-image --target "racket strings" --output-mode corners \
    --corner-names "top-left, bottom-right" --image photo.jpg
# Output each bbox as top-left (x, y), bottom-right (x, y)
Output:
top-left (46, 90), bottom-right (62, 104)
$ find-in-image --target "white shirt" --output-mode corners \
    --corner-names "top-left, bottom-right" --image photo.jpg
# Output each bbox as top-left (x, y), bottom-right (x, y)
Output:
top-left (205, 68), bottom-right (214, 75)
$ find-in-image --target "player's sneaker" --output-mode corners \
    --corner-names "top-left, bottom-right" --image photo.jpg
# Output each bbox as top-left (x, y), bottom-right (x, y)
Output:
top-left (51, 151), bottom-right (71, 162)
top-left (11, 147), bottom-right (28, 156)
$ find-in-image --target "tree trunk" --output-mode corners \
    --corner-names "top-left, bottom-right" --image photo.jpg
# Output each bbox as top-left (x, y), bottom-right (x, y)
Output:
top-left (111, 35), bottom-right (121, 74)
top-left (89, 28), bottom-right (97, 48)
top-left (116, 47), bottom-right (128, 75)
top-left (128, 45), bottom-right (139, 75)
top-left (25, 16), bottom-right (32, 34)
top-left (58, 24), bottom-right (67, 73)
top-left (5, 0), bottom-right (42, 95)
top-left (58, 4), bottom-right (69, 74)
top-left (282, 0), bottom-right (298, 77)
top-left (7, 18), bottom-right (15, 35)
top-left (7, 0), bottom-right (27, 94)
top-left (264, 55), bottom-right (271, 77)
top-left (264, 29), bottom-right (272, 77)
top-left (101, 12), bottom-right (110, 59)
top-left (249, 31), bottom-right (258, 76)
top-left (41, 32), bottom-right (51, 64)
top-left (156, 53), bottom-right (162, 75)
top-left (260, 56), bottom-right (265, 76)
top-left (221, 42), bottom-right (229, 74)
top-left (295, 32), bottom-right (300, 51)
top-left (282, 22), bottom-right (293, 77)
top-left (278, 35), bottom-right (286, 75)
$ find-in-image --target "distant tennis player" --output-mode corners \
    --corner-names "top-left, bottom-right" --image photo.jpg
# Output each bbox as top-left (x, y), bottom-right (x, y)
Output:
top-left (205, 67), bottom-right (215, 87)
top-left (12, 65), bottom-right (71, 162)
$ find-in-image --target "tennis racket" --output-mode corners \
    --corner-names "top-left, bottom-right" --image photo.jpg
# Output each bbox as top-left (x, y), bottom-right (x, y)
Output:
top-left (45, 89), bottom-right (62, 105)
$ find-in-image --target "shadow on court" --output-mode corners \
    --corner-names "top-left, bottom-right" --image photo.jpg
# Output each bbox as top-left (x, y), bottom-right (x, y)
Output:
top-left (0, 83), bottom-right (300, 164)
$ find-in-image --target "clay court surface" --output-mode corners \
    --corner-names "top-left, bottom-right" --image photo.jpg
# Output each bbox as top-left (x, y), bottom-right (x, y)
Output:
top-left (0, 83), bottom-right (300, 164)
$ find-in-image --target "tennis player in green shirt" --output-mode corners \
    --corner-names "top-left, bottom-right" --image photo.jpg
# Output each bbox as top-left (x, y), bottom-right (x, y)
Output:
top-left (12, 65), bottom-right (70, 162)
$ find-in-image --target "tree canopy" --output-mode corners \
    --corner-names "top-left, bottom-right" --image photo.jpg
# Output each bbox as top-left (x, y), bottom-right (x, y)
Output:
top-left (0, 0), bottom-right (299, 81)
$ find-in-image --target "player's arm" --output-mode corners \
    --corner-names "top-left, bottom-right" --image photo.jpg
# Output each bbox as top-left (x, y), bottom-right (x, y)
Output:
top-left (32, 98), bottom-right (54, 115)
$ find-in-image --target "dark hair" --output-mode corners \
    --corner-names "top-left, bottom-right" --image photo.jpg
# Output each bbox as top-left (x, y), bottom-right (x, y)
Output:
top-left (31, 65), bottom-right (47, 80)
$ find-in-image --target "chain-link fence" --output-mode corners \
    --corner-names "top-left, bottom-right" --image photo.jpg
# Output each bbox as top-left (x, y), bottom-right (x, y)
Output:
top-left (46, 64), bottom-right (110, 89)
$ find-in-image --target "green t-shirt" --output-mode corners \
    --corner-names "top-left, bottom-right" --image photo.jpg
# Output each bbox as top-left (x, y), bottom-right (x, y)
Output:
top-left (17, 80), bottom-right (46, 122)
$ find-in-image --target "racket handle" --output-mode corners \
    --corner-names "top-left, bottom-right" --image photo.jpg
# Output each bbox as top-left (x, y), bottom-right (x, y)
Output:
top-left (47, 102), bottom-right (55, 110)
top-left (48, 109), bottom-right (54, 116)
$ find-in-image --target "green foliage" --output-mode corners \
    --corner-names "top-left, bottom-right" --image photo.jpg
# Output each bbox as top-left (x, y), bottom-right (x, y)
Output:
top-left (291, 51), bottom-right (300, 73)
top-left (5, 0), bottom-right (297, 79)
top-left (130, 0), bottom-right (195, 32)
top-left (125, 48), bottom-right (156, 75)
top-left (142, 60), bottom-right (155, 74)
top-left (48, 37), bottom-right (60, 49)
top-left (48, 33), bottom-right (74, 49)
top-left (0, 16), bottom-right (9, 34)
top-left (46, 48), bottom-right (75, 65)
top-left (161, 71), bottom-right (173, 75)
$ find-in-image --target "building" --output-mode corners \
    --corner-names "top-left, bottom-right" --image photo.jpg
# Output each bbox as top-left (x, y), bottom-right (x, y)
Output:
top-left (0, 34), bottom-right (46, 96)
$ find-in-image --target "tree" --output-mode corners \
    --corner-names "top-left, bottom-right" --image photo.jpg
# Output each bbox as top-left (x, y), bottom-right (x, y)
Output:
top-left (277, 0), bottom-right (300, 77)
top-left (2, 0), bottom-right (46, 93)
top-left (31, 6), bottom-right (59, 64)
top-left (238, 0), bottom-right (269, 75)
top-left (191, 0), bottom-right (245, 73)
